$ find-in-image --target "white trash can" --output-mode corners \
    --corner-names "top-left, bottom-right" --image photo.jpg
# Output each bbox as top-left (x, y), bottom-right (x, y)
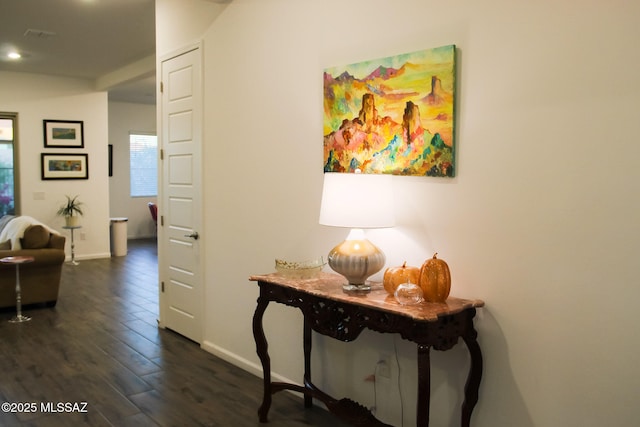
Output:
top-left (110, 217), bottom-right (128, 256)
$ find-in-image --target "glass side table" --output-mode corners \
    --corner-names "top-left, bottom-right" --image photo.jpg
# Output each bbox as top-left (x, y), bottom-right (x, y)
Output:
top-left (1, 256), bottom-right (35, 323)
top-left (62, 225), bottom-right (81, 265)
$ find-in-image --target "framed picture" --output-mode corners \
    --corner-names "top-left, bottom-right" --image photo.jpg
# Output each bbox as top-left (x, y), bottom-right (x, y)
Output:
top-left (41, 153), bottom-right (89, 180)
top-left (108, 144), bottom-right (113, 177)
top-left (43, 120), bottom-right (84, 148)
top-left (323, 45), bottom-right (456, 177)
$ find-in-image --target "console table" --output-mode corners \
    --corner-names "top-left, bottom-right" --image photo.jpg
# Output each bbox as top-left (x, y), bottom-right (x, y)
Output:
top-left (250, 272), bottom-right (484, 427)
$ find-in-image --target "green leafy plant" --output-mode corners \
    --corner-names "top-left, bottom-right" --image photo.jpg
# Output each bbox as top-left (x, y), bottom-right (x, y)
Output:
top-left (57, 195), bottom-right (84, 217)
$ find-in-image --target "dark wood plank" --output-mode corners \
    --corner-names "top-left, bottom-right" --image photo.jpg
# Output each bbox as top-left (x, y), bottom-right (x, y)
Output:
top-left (0, 239), bottom-right (349, 427)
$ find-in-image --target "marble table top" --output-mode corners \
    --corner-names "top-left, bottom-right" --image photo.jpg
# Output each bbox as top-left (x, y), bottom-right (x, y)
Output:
top-left (250, 271), bottom-right (484, 322)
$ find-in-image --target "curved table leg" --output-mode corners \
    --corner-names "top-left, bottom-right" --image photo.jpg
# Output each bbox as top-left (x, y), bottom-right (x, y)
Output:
top-left (252, 294), bottom-right (271, 423)
top-left (461, 328), bottom-right (482, 427)
top-left (303, 318), bottom-right (313, 408)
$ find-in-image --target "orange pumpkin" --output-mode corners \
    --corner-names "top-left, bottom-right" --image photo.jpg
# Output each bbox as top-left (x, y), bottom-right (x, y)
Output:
top-left (419, 253), bottom-right (451, 302)
top-left (383, 261), bottom-right (421, 296)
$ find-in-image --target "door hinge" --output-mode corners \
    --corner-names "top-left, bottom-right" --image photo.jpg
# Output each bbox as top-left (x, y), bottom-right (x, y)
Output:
top-left (161, 281), bottom-right (165, 292)
top-left (160, 215), bottom-right (164, 226)
top-left (160, 81), bottom-right (164, 93)
top-left (160, 148), bottom-right (164, 160)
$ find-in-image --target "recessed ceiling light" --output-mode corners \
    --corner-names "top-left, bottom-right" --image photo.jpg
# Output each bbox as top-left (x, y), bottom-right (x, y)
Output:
top-left (7, 52), bottom-right (21, 60)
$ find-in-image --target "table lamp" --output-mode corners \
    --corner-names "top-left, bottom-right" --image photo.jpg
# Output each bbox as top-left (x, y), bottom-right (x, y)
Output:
top-left (319, 171), bottom-right (395, 291)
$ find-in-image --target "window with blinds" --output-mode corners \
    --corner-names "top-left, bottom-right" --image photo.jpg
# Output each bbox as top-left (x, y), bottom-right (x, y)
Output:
top-left (129, 133), bottom-right (158, 197)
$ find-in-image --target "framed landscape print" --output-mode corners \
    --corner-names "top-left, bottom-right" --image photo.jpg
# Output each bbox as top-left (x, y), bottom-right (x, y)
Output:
top-left (43, 120), bottom-right (84, 148)
top-left (323, 45), bottom-right (456, 177)
top-left (41, 153), bottom-right (89, 180)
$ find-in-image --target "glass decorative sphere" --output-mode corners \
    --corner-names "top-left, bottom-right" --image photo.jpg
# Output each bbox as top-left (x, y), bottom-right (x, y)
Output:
top-left (394, 282), bottom-right (424, 306)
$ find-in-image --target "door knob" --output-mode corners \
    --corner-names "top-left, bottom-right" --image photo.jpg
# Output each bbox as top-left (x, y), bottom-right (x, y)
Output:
top-left (184, 232), bottom-right (199, 240)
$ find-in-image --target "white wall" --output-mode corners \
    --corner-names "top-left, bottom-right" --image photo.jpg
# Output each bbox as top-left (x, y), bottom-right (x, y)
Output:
top-left (0, 71), bottom-right (111, 260)
top-left (158, 1), bottom-right (640, 426)
top-left (155, 0), bottom-right (228, 56)
top-left (108, 101), bottom-right (157, 239)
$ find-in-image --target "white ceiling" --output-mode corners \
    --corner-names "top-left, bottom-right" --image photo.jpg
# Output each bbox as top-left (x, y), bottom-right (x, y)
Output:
top-left (0, 0), bottom-right (157, 104)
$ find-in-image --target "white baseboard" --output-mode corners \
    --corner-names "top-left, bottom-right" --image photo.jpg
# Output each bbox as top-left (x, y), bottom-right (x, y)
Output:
top-left (201, 340), bottom-right (300, 386)
top-left (66, 252), bottom-right (112, 262)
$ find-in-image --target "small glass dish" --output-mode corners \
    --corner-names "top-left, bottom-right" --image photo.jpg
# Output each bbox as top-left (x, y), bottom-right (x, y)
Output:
top-left (275, 257), bottom-right (325, 279)
top-left (394, 282), bottom-right (424, 306)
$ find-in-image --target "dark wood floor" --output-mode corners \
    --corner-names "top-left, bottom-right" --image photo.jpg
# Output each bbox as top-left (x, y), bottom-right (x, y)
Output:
top-left (0, 239), bottom-right (348, 427)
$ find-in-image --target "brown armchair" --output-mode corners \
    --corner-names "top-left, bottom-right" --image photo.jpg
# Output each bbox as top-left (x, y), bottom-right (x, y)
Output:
top-left (0, 224), bottom-right (66, 308)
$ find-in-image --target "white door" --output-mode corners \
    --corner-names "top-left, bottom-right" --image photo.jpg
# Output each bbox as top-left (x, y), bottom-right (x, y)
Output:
top-left (159, 46), bottom-right (203, 343)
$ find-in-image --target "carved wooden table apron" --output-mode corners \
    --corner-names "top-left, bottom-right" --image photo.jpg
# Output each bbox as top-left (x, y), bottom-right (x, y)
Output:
top-left (250, 272), bottom-right (484, 427)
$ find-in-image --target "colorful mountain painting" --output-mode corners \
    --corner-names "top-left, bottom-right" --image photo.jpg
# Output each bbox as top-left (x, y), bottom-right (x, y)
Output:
top-left (323, 45), bottom-right (456, 177)
top-left (52, 127), bottom-right (77, 140)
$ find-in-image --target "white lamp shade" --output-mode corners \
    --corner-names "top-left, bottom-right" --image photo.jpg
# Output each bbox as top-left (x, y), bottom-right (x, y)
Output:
top-left (319, 172), bottom-right (395, 229)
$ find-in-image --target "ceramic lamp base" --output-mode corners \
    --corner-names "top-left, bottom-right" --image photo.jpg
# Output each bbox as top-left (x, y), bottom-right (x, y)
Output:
top-left (327, 229), bottom-right (385, 292)
top-left (341, 281), bottom-right (373, 292)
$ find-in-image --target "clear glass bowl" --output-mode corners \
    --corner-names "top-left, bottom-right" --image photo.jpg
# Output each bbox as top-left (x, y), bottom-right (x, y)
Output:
top-left (394, 282), bottom-right (424, 305)
top-left (275, 257), bottom-right (325, 279)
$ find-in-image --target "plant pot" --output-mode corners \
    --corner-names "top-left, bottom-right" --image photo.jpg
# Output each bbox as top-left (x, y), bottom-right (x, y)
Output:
top-left (65, 216), bottom-right (80, 227)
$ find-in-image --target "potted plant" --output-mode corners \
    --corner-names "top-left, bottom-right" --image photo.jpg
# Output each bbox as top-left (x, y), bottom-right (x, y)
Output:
top-left (57, 195), bottom-right (84, 227)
